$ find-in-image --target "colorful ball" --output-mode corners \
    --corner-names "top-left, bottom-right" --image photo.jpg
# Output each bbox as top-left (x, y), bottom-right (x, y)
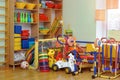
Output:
top-left (20, 61), bottom-right (29, 69)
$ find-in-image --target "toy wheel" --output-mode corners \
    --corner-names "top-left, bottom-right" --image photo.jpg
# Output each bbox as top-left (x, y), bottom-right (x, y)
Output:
top-left (52, 64), bottom-right (58, 71)
top-left (92, 75), bottom-right (95, 79)
top-left (79, 70), bottom-right (83, 73)
top-left (65, 67), bottom-right (71, 74)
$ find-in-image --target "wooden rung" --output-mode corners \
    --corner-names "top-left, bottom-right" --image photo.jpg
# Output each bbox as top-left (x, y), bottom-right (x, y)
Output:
top-left (0, 38), bottom-right (6, 40)
top-left (0, 6), bottom-right (6, 8)
top-left (0, 30), bottom-right (5, 32)
top-left (0, 0), bottom-right (5, 2)
top-left (0, 46), bottom-right (5, 48)
top-left (14, 22), bottom-right (37, 24)
top-left (0, 54), bottom-right (5, 56)
top-left (0, 22), bottom-right (7, 24)
top-left (0, 14), bottom-right (6, 16)
top-left (0, 61), bottom-right (5, 64)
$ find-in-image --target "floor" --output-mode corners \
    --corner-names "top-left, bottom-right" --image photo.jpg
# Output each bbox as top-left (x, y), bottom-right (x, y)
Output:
top-left (0, 68), bottom-right (120, 80)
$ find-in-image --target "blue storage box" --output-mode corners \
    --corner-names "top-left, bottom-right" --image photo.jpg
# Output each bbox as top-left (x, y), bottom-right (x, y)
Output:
top-left (28, 38), bottom-right (35, 42)
top-left (14, 25), bottom-right (22, 34)
top-left (28, 38), bottom-right (35, 48)
top-left (22, 40), bottom-right (29, 49)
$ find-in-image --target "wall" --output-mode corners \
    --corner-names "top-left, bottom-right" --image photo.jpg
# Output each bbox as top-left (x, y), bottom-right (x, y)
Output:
top-left (63, 0), bottom-right (96, 41)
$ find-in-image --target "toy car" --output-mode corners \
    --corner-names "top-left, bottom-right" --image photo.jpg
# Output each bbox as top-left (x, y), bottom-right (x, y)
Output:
top-left (52, 52), bottom-right (79, 75)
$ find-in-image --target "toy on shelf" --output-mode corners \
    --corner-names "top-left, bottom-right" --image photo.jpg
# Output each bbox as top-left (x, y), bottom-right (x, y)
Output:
top-left (39, 28), bottom-right (50, 35)
top-left (39, 13), bottom-right (49, 21)
top-left (26, 3), bottom-right (36, 10)
top-left (15, 2), bottom-right (26, 9)
top-left (14, 12), bottom-right (36, 23)
top-left (46, 1), bottom-right (54, 8)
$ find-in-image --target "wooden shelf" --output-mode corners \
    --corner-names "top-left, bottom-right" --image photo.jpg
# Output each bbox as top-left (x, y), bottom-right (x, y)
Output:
top-left (14, 22), bottom-right (37, 24)
top-left (39, 33), bottom-right (50, 36)
top-left (14, 62), bottom-right (20, 65)
top-left (40, 21), bottom-right (50, 22)
top-left (15, 8), bottom-right (38, 11)
top-left (40, 8), bottom-right (52, 10)
top-left (54, 0), bottom-right (62, 1)
top-left (40, 8), bottom-right (62, 11)
top-left (54, 9), bottom-right (62, 11)
top-left (14, 49), bottom-right (28, 52)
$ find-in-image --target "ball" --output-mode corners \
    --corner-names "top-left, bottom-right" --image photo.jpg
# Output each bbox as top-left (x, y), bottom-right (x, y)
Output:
top-left (20, 61), bottom-right (29, 69)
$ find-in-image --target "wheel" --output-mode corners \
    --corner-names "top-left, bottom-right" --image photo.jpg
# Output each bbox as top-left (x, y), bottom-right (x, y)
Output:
top-left (65, 67), bottom-right (71, 74)
top-left (72, 71), bottom-right (79, 76)
top-left (79, 70), bottom-right (83, 73)
top-left (52, 64), bottom-right (58, 71)
top-left (92, 75), bottom-right (95, 79)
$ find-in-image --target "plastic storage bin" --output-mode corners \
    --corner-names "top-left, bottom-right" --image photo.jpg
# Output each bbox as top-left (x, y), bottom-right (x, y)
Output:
top-left (22, 40), bottom-right (29, 49)
top-left (28, 38), bottom-right (35, 48)
top-left (14, 25), bottom-right (22, 34)
top-left (21, 30), bottom-right (29, 39)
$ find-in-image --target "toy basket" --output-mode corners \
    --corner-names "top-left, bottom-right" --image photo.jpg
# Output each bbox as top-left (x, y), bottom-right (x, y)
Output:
top-left (15, 2), bottom-right (26, 9)
top-left (40, 29), bottom-right (50, 35)
top-left (26, 3), bottom-right (36, 10)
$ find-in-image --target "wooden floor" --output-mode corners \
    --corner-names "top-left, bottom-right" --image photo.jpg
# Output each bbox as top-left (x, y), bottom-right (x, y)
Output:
top-left (0, 68), bottom-right (120, 80)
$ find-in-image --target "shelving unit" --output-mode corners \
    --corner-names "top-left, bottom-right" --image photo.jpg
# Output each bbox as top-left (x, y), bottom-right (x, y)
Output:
top-left (8, 0), bottom-right (62, 69)
top-left (0, 0), bottom-right (9, 69)
top-left (39, 0), bottom-right (62, 38)
top-left (9, 0), bottom-right (39, 68)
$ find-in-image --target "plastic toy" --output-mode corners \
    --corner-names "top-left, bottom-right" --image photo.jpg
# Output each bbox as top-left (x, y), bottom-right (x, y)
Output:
top-left (47, 49), bottom-right (56, 68)
top-left (20, 61), bottom-right (29, 69)
top-left (48, 48), bottom-right (62, 68)
top-left (39, 53), bottom-right (50, 72)
top-left (52, 52), bottom-right (79, 75)
top-left (52, 35), bottom-right (81, 75)
top-left (76, 41), bottom-right (98, 75)
top-left (17, 12), bottom-right (20, 22)
top-left (25, 45), bottom-right (35, 65)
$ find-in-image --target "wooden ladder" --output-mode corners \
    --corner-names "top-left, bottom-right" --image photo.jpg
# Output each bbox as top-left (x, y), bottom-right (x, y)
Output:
top-left (0, 0), bottom-right (9, 70)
